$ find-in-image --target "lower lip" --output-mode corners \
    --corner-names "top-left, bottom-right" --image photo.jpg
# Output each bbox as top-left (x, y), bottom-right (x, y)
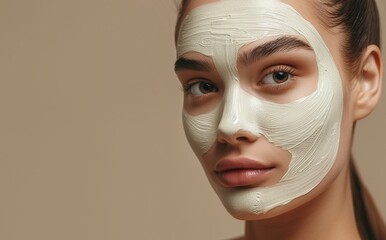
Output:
top-left (215, 168), bottom-right (273, 187)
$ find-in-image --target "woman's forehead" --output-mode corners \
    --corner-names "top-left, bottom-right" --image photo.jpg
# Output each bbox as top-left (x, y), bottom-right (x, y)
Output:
top-left (176, 0), bottom-right (318, 58)
top-left (178, 0), bottom-right (319, 35)
top-left (180, 0), bottom-right (315, 17)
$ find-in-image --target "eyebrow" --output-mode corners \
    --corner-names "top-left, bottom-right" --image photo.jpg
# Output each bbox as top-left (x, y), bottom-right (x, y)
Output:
top-left (239, 36), bottom-right (312, 65)
top-left (174, 37), bottom-right (311, 71)
top-left (174, 57), bottom-right (214, 72)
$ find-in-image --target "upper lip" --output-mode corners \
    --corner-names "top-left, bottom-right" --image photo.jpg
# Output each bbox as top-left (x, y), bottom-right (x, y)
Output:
top-left (214, 157), bottom-right (273, 173)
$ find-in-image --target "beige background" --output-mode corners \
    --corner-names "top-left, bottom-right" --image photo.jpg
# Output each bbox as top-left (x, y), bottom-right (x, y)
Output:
top-left (0, 1), bottom-right (385, 239)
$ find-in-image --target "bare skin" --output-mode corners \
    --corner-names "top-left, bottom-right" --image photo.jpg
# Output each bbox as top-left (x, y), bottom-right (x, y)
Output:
top-left (241, 160), bottom-right (359, 240)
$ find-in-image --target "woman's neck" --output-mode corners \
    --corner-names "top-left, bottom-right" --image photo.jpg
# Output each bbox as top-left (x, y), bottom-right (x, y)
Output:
top-left (244, 166), bottom-right (360, 240)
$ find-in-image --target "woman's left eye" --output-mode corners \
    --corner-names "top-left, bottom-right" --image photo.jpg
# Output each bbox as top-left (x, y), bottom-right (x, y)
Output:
top-left (261, 71), bottom-right (292, 85)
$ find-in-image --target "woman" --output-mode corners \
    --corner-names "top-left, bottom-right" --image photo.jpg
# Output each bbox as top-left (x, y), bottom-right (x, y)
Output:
top-left (174, 0), bottom-right (385, 239)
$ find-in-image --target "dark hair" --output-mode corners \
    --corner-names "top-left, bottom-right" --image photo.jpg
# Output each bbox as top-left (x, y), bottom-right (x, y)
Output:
top-left (175, 0), bottom-right (385, 239)
top-left (316, 1), bottom-right (385, 239)
top-left (315, 0), bottom-right (381, 72)
top-left (350, 159), bottom-right (386, 240)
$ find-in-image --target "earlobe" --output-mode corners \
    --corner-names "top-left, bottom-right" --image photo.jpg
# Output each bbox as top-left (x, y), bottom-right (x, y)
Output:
top-left (353, 45), bottom-right (383, 120)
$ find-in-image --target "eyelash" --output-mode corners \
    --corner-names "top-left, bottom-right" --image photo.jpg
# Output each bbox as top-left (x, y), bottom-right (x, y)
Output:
top-left (182, 79), bottom-right (217, 95)
top-left (181, 80), bottom-right (197, 93)
top-left (259, 65), bottom-right (296, 91)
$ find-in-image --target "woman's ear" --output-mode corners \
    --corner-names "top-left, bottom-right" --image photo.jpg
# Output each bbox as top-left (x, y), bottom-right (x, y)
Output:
top-left (353, 45), bottom-right (383, 120)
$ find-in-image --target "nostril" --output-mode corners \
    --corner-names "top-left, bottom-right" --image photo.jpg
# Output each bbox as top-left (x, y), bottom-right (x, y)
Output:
top-left (235, 130), bottom-right (258, 142)
top-left (217, 129), bottom-right (258, 146)
top-left (236, 136), bottom-right (250, 141)
top-left (237, 134), bottom-right (258, 142)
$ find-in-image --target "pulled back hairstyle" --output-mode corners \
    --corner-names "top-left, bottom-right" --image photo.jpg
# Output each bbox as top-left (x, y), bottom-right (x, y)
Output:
top-left (315, 1), bottom-right (385, 239)
top-left (175, 0), bottom-right (385, 239)
top-left (315, 0), bottom-right (381, 71)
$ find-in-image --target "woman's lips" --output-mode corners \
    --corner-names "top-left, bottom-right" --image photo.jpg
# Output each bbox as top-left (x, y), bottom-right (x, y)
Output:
top-left (214, 157), bottom-right (274, 187)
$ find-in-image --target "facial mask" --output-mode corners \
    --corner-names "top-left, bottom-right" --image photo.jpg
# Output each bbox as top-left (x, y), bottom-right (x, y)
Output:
top-left (177, 0), bottom-right (343, 216)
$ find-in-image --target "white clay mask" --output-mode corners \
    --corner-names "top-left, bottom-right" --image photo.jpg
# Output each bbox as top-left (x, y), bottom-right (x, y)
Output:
top-left (177, 0), bottom-right (343, 216)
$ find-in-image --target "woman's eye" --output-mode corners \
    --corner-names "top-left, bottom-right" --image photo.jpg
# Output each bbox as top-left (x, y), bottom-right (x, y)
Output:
top-left (189, 81), bottom-right (218, 95)
top-left (261, 71), bottom-right (292, 85)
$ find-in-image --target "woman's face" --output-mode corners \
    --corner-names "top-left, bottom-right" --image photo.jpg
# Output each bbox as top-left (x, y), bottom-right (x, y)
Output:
top-left (175, 0), bottom-right (356, 219)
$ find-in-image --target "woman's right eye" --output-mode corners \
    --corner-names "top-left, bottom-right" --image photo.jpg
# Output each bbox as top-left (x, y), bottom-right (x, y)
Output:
top-left (187, 81), bottom-right (218, 95)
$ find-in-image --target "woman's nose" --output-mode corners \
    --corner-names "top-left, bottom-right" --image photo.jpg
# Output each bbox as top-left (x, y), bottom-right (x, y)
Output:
top-left (216, 85), bottom-right (258, 146)
top-left (217, 129), bottom-right (258, 146)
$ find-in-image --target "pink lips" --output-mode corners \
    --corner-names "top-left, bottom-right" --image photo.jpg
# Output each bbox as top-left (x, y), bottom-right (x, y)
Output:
top-left (214, 157), bottom-right (274, 187)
